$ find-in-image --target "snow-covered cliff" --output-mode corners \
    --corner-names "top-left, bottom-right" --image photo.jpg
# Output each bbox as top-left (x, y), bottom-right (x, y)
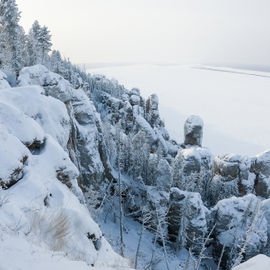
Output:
top-left (0, 68), bottom-right (131, 270)
top-left (1, 64), bottom-right (270, 269)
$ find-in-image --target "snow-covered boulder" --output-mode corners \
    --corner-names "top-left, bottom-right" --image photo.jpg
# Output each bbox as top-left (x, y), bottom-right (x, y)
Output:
top-left (135, 115), bottom-right (157, 145)
top-left (214, 154), bottom-right (243, 179)
top-left (130, 94), bottom-right (141, 106)
top-left (0, 86), bottom-right (71, 149)
top-left (130, 87), bottom-right (140, 96)
top-left (168, 188), bottom-right (208, 251)
top-left (173, 146), bottom-right (213, 202)
top-left (146, 94), bottom-right (160, 127)
top-left (252, 150), bottom-right (270, 198)
top-left (156, 158), bottom-right (173, 190)
top-left (0, 124), bottom-right (29, 189)
top-left (253, 150), bottom-right (270, 177)
top-left (209, 154), bottom-right (256, 205)
top-left (210, 194), bottom-right (268, 269)
top-left (184, 115), bottom-right (204, 146)
top-left (0, 70), bottom-right (10, 89)
top-left (0, 100), bottom-right (45, 150)
top-left (19, 64), bottom-right (73, 103)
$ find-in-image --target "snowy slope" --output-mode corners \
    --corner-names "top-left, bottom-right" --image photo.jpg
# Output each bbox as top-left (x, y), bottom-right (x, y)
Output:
top-left (87, 64), bottom-right (270, 155)
top-left (0, 81), bottom-right (131, 269)
top-left (233, 254), bottom-right (270, 270)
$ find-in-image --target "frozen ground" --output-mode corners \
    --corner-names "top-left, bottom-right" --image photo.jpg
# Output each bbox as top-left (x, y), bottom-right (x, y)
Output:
top-left (87, 64), bottom-right (270, 156)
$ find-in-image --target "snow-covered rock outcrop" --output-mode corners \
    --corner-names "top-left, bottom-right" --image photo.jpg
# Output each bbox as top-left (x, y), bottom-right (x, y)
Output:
top-left (3, 64), bottom-right (270, 269)
top-left (0, 124), bottom-right (29, 189)
top-left (209, 154), bottom-right (256, 205)
top-left (168, 188), bottom-right (208, 251)
top-left (18, 65), bottom-right (106, 188)
top-left (19, 64), bottom-right (73, 102)
top-left (183, 115), bottom-right (204, 147)
top-left (173, 146), bottom-right (213, 203)
top-left (252, 150), bottom-right (270, 198)
top-left (0, 75), bottom-right (131, 269)
top-left (210, 194), bottom-right (268, 269)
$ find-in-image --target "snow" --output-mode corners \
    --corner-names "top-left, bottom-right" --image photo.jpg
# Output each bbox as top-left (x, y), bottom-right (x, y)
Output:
top-left (135, 115), bottom-right (157, 143)
top-left (0, 70), bottom-right (10, 89)
top-left (0, 234), bottom-right (128, 270)
top-left (0, 100), bottom-right (45, 146)
top-left (185, 115), bottom-right (203, 133)
top-left (212, 194), bottom-right (267, 249)
top-left (18, 64), bottom-right (73, 103)
top-left (87, 64), bottom-right (270, 155)
top-left (96, 209), bottom-right (202, 270)
top-left (0, 124), bottom-right (29, 183)
top-left (255, 150), bottom-right (270, 176)
top-left (130, 94), bottom-right (140, 105)
top-left (0, 234), bottom-right (93, 270)
top-left (233, 254), bottom-right (270, 270)
top-left (170, 188), bottom-right (209, 229)
top-left (0, 84), bottom-right (131, 270)
top-left (0, 85), bottom-right (71, 148)
top-left (181, 146), bottom-right (212, 162)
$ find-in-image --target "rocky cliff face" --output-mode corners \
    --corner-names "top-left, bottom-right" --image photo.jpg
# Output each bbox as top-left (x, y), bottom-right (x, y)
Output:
top-left (2, 64), bottom-right (270, 269)
top-left (0, 66), bottom-right (131, 269)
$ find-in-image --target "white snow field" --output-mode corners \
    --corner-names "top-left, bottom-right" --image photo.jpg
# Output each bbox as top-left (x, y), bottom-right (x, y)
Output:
top-left (87, 64), bottom-right (270, 156)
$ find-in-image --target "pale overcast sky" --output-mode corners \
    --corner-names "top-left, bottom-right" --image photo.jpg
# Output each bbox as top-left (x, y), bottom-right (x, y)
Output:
top-left (16, 0), bottom-right (270, 65)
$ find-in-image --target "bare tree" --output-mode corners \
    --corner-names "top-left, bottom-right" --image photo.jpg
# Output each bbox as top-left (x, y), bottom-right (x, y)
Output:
top-left (116, 122), bottom-right (124, 257)
top-left (216, 244), bottom-right (226, 270)
top-left (194, 224), bottom-right (216, 270)
top-left (232, 200), bottom-right (262, 268)
top-left (134, 207), bottom-right (152, 269)
top-left (156, 208), bottom-right (170, 270)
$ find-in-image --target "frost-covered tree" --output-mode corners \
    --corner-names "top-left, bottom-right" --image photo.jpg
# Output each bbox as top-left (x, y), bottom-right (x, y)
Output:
top-left (39, 25), bottom-right (52, 63)
top-left (0, 0), bottom-right (26, 77)
top-left (49, 50), bottom-right (64, 74)
top-left (146, 153), bottom-right (159, 186)
top-left (27, 20), bottom-right (41, 65)
top-left (130, 131), bottom-right (150, 182)
top-left (27, 21), bottom-right (52, 65)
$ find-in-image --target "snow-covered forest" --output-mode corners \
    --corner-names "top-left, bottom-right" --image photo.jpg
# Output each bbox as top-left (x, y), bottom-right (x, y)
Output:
top-left (1, 0), bottom-right (270, 269)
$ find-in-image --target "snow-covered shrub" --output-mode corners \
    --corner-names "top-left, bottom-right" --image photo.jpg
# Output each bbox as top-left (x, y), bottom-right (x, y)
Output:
top-left (29, 210), bottom-right (70, 251)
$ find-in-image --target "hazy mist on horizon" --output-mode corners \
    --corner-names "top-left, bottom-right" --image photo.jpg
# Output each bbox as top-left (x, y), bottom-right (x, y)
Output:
top-left (16, 0), bottom-right (270, 67)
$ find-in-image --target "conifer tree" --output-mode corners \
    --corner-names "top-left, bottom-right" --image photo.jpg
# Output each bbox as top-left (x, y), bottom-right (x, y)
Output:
top-left (27, 20), bottom-right (42, 65)
top-left (27, 20), bottom-right (52, 65)
top-left (0, 0), bottom-right (25, 77)
top-left (39, 25), bottom-right (52, 63)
